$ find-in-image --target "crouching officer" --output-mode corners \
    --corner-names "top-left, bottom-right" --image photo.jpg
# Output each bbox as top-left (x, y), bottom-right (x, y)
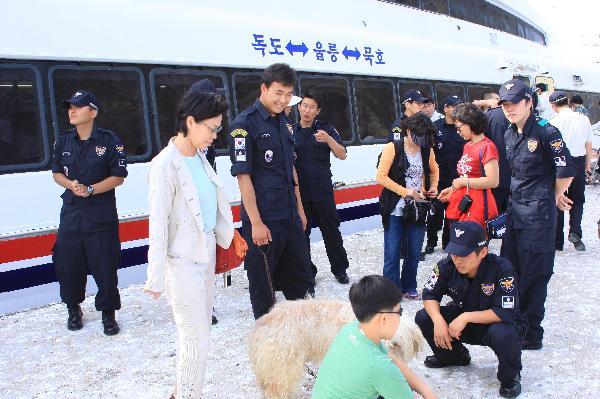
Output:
top-left (498, 80), bottom-right (575, 350)
top-left (229, 63), bottom-right (315, 319)
top-left (294, 90), bottom-right (350, 284)
top-left (415, 221), bottom-right (522, 398)
top-left (51, 90), bottom-right (127, 335)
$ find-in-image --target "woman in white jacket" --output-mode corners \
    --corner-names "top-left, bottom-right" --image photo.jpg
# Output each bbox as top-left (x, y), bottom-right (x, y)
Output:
top-left (145, 84), bottom-right (236, 398)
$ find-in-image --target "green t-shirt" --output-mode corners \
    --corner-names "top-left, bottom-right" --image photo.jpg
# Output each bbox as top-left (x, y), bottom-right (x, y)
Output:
top-left (312, 320), bottom-right (413, 399)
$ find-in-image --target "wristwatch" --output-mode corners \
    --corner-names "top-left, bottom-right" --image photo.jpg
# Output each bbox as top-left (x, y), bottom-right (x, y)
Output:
top-left (87, 185), bottom-right (95, 196)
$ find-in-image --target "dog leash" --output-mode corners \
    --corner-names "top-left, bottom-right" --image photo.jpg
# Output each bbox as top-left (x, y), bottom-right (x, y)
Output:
top-left (305, 364), bottom-right (317, 379)
top-left (257, 244), bottom-right (276, 306)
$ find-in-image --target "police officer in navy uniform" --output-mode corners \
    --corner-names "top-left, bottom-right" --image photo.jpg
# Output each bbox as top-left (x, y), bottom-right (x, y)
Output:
top-left (499, 79), bottom-right (575, 350)
top-left (293, 90), bottom-right (350, 284)
top-left (415, 221), bottom-right (522, 398)
top-left (387, 90), bottom-right (429, 142)
top-left (51, 90), bottom-right (128, 335)
top-left (423, 95), bottom-right (466, 256)
top-left (484, 95), bottom-right (512, 213)
top-left (228, 64), bottom-right (315, 319)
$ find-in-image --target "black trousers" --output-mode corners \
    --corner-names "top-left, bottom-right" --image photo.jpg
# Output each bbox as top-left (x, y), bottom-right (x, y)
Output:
top-left (502, 225), bottom-right (554, 342)
top-left (556, 156), bottom-right (586, 247)
top-left (492, 187), bottom-right (511, 214)
top-left (426, 199), bottom-right (449, 249)
top-left (242, 218), bottom-right (315, 319)
top-left (415, 306), bottom-right (522, 384)
top-left (303, 198), bottom-right (349, 277)
top-left (53, 227), bottom-right (121, 311)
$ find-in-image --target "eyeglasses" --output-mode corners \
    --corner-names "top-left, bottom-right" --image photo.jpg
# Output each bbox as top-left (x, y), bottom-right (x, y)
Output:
top-left (200, 120), bottom-right (222, 133)
top-left (455, 123), bottom-right (464, 130)
top-left (378, 308), bottom-right (403, 317)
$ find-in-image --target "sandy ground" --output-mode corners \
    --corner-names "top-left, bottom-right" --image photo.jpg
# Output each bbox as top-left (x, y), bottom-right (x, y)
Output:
top-left (1, 185), bottom-right (599, 399)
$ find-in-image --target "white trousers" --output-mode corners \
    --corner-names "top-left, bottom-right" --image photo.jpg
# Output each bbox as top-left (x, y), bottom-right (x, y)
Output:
top-left (166, 233), bottom-right (216, 399)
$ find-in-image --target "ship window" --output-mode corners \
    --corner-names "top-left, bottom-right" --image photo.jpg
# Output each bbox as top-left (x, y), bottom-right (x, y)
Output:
top-left (299, 76), bottom-right (354, 142)
top-left (388, 0), bottom-right (420, 8)
top-left (50, 66), bottom-right (151, 161)
top-left (151, 70), bottom-right (230, 150)
top-left (354, 79), bottom-right (397, 143)
top-left (434, 83), bottom-right (466, 113)
top-left (232, 73), bottom-right (261, 117)
top-left (421, 0), bottom-right (449, 15)
top-left (398, 81), bottom-right (434, 113)
top-left (0, 65), bottom-right (48, 171)
top-left (467, 85), bottom-right (497, 103)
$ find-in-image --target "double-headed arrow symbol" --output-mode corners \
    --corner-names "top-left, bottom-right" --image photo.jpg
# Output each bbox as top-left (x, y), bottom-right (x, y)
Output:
top-left (286, 41), bottom-right (309, 56)
top-left (342, 46), bottom-right (361, 60)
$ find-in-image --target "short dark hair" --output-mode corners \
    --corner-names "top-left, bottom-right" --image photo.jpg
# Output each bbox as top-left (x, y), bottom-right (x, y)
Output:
top-left (399, 112), bottom-right (436, 141)
top-left (452, 103), bottom-right (488, 135)
top-left (554, 97), bottom-right (569, 107)
top-left (571, 95), bottom-right (584, 105)
top-left (349, 275), bottom-right (402, 322)
top-left (536, 83), bottom-right (547, 92)
top-left (482, 91), bottom-right (497, 100)
top-left (261, 63), bottom-right (296, 88)
top-left (302, 90), bottom-right (322, 109)
top-left (175, 90), bottom-right (228, 136)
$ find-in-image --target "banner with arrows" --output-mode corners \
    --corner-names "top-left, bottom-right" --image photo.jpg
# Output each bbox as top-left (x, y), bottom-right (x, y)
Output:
top-left (250, 34), bottom-right (386, 66)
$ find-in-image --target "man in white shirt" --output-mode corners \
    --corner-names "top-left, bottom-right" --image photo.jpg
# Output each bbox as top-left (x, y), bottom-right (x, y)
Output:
top-left (549, 91), bottom-right (594, 251)
top-left (536, 83), bottom-right (555, 121)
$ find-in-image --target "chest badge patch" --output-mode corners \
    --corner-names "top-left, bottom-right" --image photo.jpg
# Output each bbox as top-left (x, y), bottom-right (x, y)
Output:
top-left (481, 283), bottom-right (495, 296)
top-left (286, 123), bottom-right (294, 134)
top-left (499, 277), bottom-right (515, 293)
top-left (527, 139), bottom-right (538, 153)
top-left (265, 150), bottom-right (274, 163)
top-left (95, 146), bottom-right (106, 156)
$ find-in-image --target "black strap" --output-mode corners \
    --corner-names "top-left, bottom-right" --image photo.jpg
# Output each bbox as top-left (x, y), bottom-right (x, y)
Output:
top-left (479, 143), bottom-right (489, 223)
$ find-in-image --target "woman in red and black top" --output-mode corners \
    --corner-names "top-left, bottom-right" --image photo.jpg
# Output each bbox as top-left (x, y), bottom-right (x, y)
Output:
top-left (438, 103), bottom-right (499, 228)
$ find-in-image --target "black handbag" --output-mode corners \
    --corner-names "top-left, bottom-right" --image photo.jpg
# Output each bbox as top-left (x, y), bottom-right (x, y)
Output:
top-left (402, 198), bottom-right (432, 225)
top-left (480, 147), bottom-right (508, 239)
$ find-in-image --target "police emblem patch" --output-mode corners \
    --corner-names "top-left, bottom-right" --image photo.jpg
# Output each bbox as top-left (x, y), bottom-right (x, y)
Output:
top-left (499, 277), bottom-right (514, 293)
top-left (502, 296), bottom-right (514, 309)
top-left (481, 283), bottom-right (494, 296)
top-left (234, 138), bottom-right (245, 150)
top-left (549, 139), bottom-right (563, 153)
top-left (527, 139), bottom-right (538, 152)
top-left (95, 146), bottom-right (106, 156)
top-left (231, 128), bottom-right (248, 138)
top-left (265, 150), bottom-right (273, 163)
top-left (286, 124), bottom-right (294, 134)
top-left (115, 144), bottom-right (125, 154)
top-left (504, 83), bottom-right (514, 90)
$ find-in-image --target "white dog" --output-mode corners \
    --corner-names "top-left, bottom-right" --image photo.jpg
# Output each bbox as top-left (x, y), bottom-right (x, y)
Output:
top-left (247, 298), bottom-right (424, 399)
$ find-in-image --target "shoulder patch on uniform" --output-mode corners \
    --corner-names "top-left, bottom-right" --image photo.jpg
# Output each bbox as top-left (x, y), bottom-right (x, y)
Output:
top-left (392, 127), bottom-right (401, 133)
top-left (231, 128), bottom-right (248, 138)
top-left (499, 277), bottom-right (515, 293)
top-left (537, 118), bottom-right (548, 126)
top-left (549, 138), bottom-right (563, 153)
top-left (502, 296), bottom-right (515, 309)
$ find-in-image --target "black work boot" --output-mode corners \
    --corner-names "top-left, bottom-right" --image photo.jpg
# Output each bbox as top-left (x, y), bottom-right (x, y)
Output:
top-left (424, 351), bottom-right (471, 368)
top-left (568, 232), bottom-right (586, 251)
top-left (102, 310), bottom-right (120, 336)
top-left (499, 374), bottom-right (522, 398)
top-left (67, 304), bottom-right (83, 331)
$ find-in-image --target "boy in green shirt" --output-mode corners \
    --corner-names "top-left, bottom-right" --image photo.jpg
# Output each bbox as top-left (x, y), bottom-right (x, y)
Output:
top-left (313, 275), bottom-right (437, 399)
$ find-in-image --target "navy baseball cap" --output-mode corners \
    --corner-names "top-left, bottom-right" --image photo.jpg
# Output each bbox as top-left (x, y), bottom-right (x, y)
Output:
top-left (62, 90), bottom-right (99, 110)
top-left (498, 79), bottom-right (532, 105)
top-left (549, 91), bottom-right (568, 103)
top-left (188, 79), bottom-right (226, 97)
top-left (401, 90), bottom-right (429, 104)
top-left (443, 95), bottom-right (463, 107)
top-left (445, 221), bottom-right (487, 257)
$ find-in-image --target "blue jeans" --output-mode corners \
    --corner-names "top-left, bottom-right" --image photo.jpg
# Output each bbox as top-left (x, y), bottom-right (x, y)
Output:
top-left (383, 215), bottom-right (426, 293)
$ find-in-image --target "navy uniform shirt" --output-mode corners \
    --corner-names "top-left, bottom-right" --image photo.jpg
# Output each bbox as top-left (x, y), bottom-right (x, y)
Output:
top-left (293, 119), bottom-right (344, 203)
top-left (433, 118), bottom-right (467, 189)
top-left (229, 99), bottom-right (297, 222)
top-left (422, 254), bottom-right (518, 323)
top-left (504, 114), bottom-right (576, 229)
top-left (387, 114), bottom-right (407, 142)
top-left (51, 126), bottom-right (128, 232)
top-left (485, 107), bottom-right (511, 189)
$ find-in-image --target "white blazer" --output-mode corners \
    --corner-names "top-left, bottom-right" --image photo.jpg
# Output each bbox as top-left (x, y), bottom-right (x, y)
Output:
top-left (144, 139), bottom-right (234, 293)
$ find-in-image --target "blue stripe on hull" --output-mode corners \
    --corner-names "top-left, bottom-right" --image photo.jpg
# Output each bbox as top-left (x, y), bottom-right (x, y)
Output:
top-left (0, 201), bottom-right (380, 294)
